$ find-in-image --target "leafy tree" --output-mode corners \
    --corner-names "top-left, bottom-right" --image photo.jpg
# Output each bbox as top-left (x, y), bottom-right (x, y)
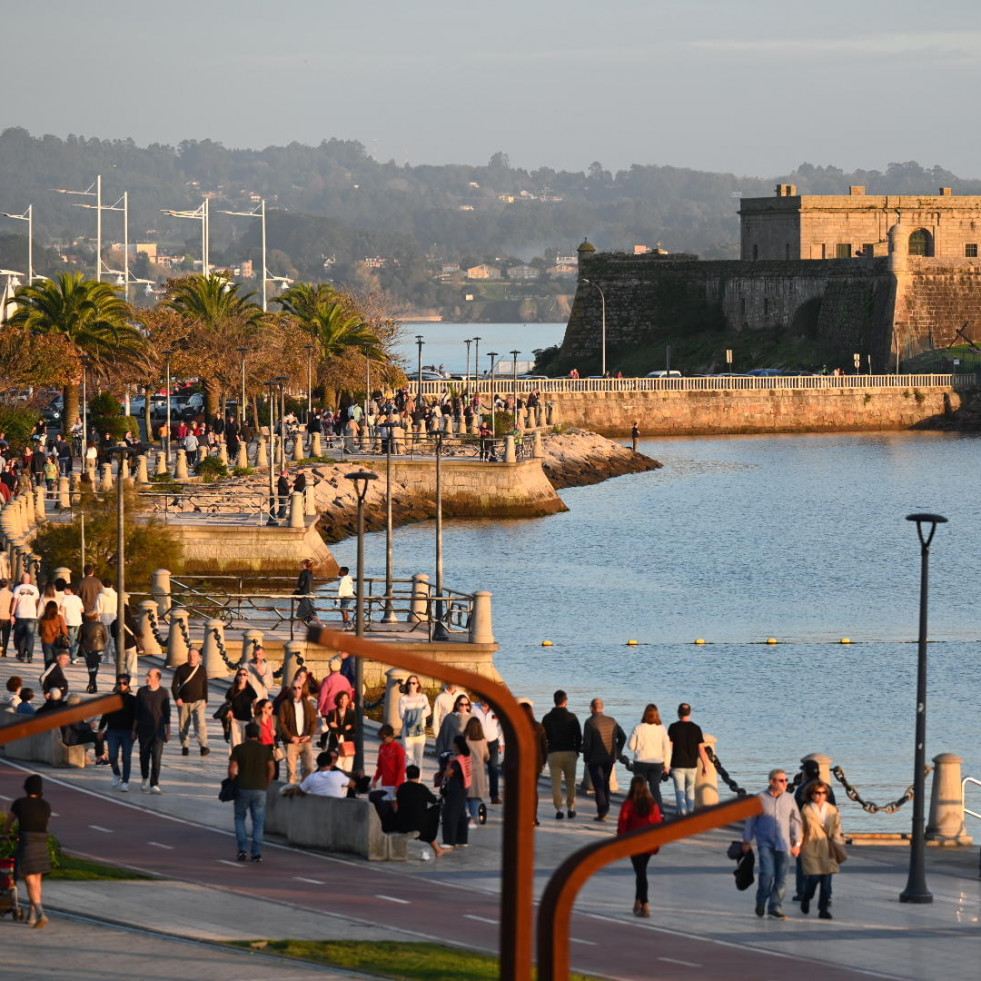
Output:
top-left (33, 486), bottom-right (183, 592)
top-left (4, 273), bottom-right (143, 428)
top-left (160, 274), bottom-right (264, 420)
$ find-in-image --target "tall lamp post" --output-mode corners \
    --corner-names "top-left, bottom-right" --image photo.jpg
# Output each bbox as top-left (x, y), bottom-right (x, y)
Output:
top-left (582, 277), bottom-right (607, 376)
top-left (78, 191), bottom-right (129, 300)
top-left (432, 434), bottom-right (449, 641)
top-left (219, 199), bottom-right (267, 311)
top-left (276, 376), bottom-right (288, 466)
top-left (900, 512), bottom-right (947, 904)
top-left (236, 346), bottom-right (250, 428)
top-left (105, 445), bottom-right (130, 686)
top-left (1, 205), bottom-right (34, 284)
top-left (264, 380), bottom-right (278, 524)
top-left (464, 338), bottom-right (473, 396)
top-left (472, 336), bottom-right (481, 392)
top-left (53, 176), bottom-right (103, 280)
top-left (415, 334), bottom-right (425, 398)
top-left (510, 348), bottom-right (520, 425)
top-left (161, 199), bottom-right (210, 277)
top-left (382, 432), bottom-right (397, 624)
top-left (346, 469), bottom-right (378, 772)
top-left (80, 355), bottom-right (91, 459)
top-left (163, 350), bottom-right (175, 464)
top-left (487, 352), bottom-right (498, 438)
top-left (304, 344), bottom-right (315, 426)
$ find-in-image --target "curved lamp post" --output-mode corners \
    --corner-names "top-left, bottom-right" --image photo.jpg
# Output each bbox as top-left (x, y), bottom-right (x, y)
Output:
top-left (346, 470), bottom-right (379, 771)
top-left (415, 334), bottom-right (425, 398)
top-left (510, 348), bottom-right (520, 425)
top-left (487, 352), bottom-right (498, 440)
top-left (582, 277), bottom-right (606, 376)
top-left (464, 338), bottom-right (473, 396)
top-left (900, 511), bottom-right (947, 904)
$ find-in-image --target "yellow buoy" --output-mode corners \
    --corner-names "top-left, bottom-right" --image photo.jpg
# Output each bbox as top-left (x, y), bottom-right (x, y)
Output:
top-left (766, 637), bottom-right (778, 645)
top-left (840, 638), bottom-right (852, 645)
top-left (541, 640), bottom-right (553, 647)
top-left (694, 638), bottom-right (706, 645)
top-left (626, 639), bottom-right (638, 646)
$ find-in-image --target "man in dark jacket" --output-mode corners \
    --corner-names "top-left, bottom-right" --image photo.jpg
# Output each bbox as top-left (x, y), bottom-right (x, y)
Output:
top-left (171, 647), bottom-right (209, 758)
top-left (541, 689), bottom-right (582, 820)
top-left (582, 697), bottom-right (626, 822)
top-left (98, 674), bottom-right (137, 790)
top-left (133, 668), bottom-right (170, 793)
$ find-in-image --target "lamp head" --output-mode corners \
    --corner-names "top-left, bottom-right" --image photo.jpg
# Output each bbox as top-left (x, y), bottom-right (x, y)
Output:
top-left (346, 470), bottom-right (379, 501)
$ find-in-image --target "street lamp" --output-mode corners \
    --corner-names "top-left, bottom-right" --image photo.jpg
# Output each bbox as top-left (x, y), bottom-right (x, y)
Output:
top-left (582, 278), bottom-right (607, 376)
top-left (52, 176), bottom-right (103, 280)
top-left (415, 334), bottom-right (425, 397)
top-left (77, 191), bottom-right (129, 301)
top-left (163, 350), bottom-right (175, 464)
top-left (304, 344), bottom-right (316, 426)
top-left (236, 346), bottom-right (250, 430)
top-left (473, 336), bottom-right (481, 391)
top-left (1, 205), bottom-right (34, 284)
top-left (219, 199), bottom-right (267, 311)
top-left (487, 352), bottom-right (498, 439)
top-left (346, 469), bottom-right (378, 772)
top-left (161, 199), bottom-right (210, 277)
top-left (276, 376), bottom-right (288, 466)
top-left (432, 434), bottom-right (449, 642)
top-left (382, 430), bottom-right (397, 624)
top-left (264, 379), bottom-right (278, 524)
top-left (464, 338), bottom-right (473, 396)
top-left (899, 512), bottom-right (947, 904)
top-left (363, 345), bottom-right (371, 447)
top-left (80, 355), bottom-right (91, 461)
top-left (510, 348), bottom-right (520, 426)
top-left (105, 445), bottom-right (131, 686)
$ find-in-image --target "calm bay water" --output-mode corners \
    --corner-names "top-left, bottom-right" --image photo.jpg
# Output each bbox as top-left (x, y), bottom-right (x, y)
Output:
top-left (395, 322), bottom-right (567, 375)
top-left (333, 429), bottom-right (981, 829)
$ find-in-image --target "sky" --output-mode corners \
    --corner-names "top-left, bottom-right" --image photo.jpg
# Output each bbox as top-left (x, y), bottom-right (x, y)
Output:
top-left (3, 0), bottom-right (980, 178)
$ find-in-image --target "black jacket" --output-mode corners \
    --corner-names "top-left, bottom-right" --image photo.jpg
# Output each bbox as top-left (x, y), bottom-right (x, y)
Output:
top-left (541, 706), bottom-right (582, 754)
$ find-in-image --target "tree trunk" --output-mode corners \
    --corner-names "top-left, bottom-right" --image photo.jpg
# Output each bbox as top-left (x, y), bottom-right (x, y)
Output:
top-left (63, 383), bottom-right (80, 437)
top-left (203, 379), bottom-right (221, 424)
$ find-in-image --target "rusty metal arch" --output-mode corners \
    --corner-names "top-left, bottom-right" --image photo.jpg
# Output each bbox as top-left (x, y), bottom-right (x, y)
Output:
top-left (536, 796), bottom-right (762, 981)
top-left (0, 694), bottom-right (122, 746)
top-left (307, 625), bottom-right (539, 981)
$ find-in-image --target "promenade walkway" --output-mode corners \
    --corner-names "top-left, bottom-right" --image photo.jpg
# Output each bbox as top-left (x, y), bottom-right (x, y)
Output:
top-left (1, 655), bottom-right (978, 981)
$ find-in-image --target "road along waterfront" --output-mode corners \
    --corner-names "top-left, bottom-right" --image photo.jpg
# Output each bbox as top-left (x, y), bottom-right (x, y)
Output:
top-left (332, 429), bottom-right (981, 832)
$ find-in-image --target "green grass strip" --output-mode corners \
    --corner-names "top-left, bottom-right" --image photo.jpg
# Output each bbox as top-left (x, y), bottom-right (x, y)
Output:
top-left (49, 854), bottom-right (155, 881)
top-left (232, 940), bottom-right (603, 980)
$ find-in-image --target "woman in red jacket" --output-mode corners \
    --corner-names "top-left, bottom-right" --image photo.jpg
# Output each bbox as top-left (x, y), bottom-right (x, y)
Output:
top-left (617, 774), bottom-right (664, 918)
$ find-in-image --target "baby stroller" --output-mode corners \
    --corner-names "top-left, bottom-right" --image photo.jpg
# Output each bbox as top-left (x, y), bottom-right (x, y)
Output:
top-left (0, 857), bottom-right (24, 921)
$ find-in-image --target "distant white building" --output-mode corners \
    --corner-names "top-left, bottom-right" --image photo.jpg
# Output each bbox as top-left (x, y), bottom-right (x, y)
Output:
top-left (506, 264), bottom-right (540, 280)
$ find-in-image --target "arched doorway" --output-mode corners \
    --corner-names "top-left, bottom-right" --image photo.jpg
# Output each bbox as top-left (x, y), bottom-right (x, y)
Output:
top-left (908, 228), bottom-right (933, 256)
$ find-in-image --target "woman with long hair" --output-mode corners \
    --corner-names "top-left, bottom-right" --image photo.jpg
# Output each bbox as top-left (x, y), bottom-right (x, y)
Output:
top-left (440, 734), bottom-right (472, 849)
top-left (398, 675), bottom-right (431, 770)
top-left (520, 701), bottom-right (549, 826)
top-left (799, 781), bottom-right (844, 920)
top-left (626, 703), bottom-right (672, 806)
top-left (37, 600), bottom-right (68, 667)
top-left (324, 689), bottom-right (356, 771)
top-left (463, 715), bottom-right (490, 824)
top-left (617, 774), bottom-right (664, 918)
top-left (435, 692), bottom-right (472, 756)
top-left (225, 669), bottom-right (258, 749)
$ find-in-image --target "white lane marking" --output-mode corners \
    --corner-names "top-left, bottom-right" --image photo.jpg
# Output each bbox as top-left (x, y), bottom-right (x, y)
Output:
top-left (376, 894), bottom-right (411, 904)
top-left (217, 860), bottom-right (244, 867)
top-left (658, 957), bottom-right (702, 968)
top-left (293, 876), bottom-right (325, 885)
top-left (464, 914), bottom-right (499, 925)
top-left (146, 841), bottom-right (174, 850)
top-left (88, 824), bottom-right (113, 833)
top-left (570, 938), bottom-right (598, 946)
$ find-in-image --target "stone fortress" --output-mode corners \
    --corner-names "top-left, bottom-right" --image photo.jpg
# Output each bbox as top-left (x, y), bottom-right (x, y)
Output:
top-left (560, 185), bottom-right (981, 369)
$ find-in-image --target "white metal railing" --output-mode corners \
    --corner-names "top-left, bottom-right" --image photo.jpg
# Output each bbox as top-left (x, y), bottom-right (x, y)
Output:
top-left (411, 373), bottom-right (965, 397)
top-left (963, 776), bottom-right (981, 822)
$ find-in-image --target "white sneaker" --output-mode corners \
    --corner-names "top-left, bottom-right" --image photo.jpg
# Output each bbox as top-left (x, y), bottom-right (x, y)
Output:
top-left (111, 775), bottom-right (121, 788)
top-left (119, 782), bottom-right (129, 792)
top-left (150, 785), bottom-right (162, 794)
top-left (141, 780), bottom-right (150, 793)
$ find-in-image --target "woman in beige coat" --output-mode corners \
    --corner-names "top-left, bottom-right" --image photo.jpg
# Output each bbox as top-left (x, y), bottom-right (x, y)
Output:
top-left (464, 715), bottom-right (490, 824)
top-left (799, 781), bottom-right (844, 919)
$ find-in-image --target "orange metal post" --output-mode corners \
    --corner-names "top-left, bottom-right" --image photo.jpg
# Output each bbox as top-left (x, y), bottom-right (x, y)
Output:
top-left (0, 694), bottom-right (123, 746)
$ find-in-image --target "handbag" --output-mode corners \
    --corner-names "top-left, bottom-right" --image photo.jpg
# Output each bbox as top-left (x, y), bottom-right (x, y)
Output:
top-left (218, 777), bottom-right (238, 802)
top-left (272, 745), bottom-right (285, 762)
top-left (829, 837), bottom-right (848, 863)
top-left (55, 632), bottom-right (71, 650)
top-left (338, 741), bottom-right (356, 758)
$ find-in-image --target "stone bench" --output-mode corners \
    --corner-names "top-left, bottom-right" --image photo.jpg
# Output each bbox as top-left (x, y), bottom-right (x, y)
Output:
top-left (1, 725), bottom-right (89, 768)
top-left (264, 781), bottom-right (407, 861)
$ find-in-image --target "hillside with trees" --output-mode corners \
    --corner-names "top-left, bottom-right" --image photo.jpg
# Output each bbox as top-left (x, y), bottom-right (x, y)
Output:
top-left (1, 127), bottom-right (977, 318)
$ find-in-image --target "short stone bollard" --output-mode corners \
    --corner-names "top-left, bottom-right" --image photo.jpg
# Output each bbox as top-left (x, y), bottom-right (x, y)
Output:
top-left (100, 463), bottom-right (113, 490)
top-left (165, 609), bottom-right (190, 667)
top-left (282, 639), bottom-right (304, 687)
top-left (155, 452), bottom-right (168, 476)
top-left (173, 449), bottom-right (189, 480)
top-left (533, 431), bottom-right (544, 459)
top-left (469, 591), bottom-right (495, 644)
top-left (289, 491), bottom-right (305, 528)
top-left (218, 443), bottom-right (229, 465)
top-left (504, 434), bottom-right (516, 463)
top-left (236, 441), bottom-right (248, 469)
top-left (135, 455), bottom-right (149, 484)
top-left (926, 752), bottom-right (974, 845)
top-left (34, 486), bottom-right (46, 521)
top-left (304, 484), bottom-right (317, 517)
top-left (409, 573), bottom-right (430, 623)
top-left (256, 436), bottom-right (268, 468)
top-left (695, 734), bottom-right (720, 809)
top-left (241, 628), bottom-right (264, 668)
top-left (800, 752), bottom-right (833, 787)
top-left (310, 432), bottom-right (322, 457)
top-left (54, 566), bottom-right (72, 585)
top-left (202, 618), bottom-right (232, 679)
top-left (152, 568), bottom-right (172, 619)
top-left (384, 668), bottom-right (405, 736)
top-left (137, 600), bottom-right (162, 658)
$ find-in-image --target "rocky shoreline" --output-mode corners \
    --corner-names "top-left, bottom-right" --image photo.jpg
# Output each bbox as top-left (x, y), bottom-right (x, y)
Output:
top-left (538, 428), bottom-right (662, 489)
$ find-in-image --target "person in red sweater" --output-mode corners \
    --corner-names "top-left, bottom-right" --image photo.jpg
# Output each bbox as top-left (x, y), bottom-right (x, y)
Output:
top-left (617, 774), bottom-right (664, 918)
top-left (372, 724), bottom-right (407, 800)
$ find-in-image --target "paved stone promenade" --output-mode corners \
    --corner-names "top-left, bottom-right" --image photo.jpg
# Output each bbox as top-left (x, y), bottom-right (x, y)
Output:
top-left (0, 654), bottom-right (978, 981)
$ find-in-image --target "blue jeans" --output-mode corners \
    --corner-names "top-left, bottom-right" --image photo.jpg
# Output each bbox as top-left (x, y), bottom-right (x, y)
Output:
top-left (106, 729), bottom-right (134, 783)
top-left (632, 761), bottom-right (664, 807)
top-left (802, 872), bottom-right (832, 912)
top-left (671, 767), bottom-right (697, 814)
top-left (234, 788), bottom-right (267, 857)
top-left (15, 619), bottom-right (36, 660)
top-left (756, 844), bottom-right (789, 913)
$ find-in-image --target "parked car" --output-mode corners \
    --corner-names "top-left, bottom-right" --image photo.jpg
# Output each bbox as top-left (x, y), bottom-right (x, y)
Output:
top-left (646, 370), bottom-right (682, 378)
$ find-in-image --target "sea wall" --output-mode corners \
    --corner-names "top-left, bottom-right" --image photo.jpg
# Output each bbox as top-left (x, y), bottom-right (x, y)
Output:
top-left (547, 385), bottom-right (961, 436)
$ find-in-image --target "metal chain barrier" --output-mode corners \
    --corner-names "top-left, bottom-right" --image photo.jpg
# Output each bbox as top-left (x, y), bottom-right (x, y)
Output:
top-left (145, 609), bottom-right (168, 647)
top-left (831, 764), bottom-right (933, 814)
top-left (706, 747), bottom-right (748, 797)
top-left (177, 616), bottom-right (192, 650)
top-left (210, 627), bottom-right (237, 672)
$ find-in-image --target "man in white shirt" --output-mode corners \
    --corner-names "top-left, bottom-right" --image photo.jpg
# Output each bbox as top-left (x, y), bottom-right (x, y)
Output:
top-left (297, 751), bottom-right (356, 798)
top-left (11, 573), bottom-right (40, 663)
top-left (432, 683), bottom-right (465, 736)
top-left (0, 577), bottom-right (14, 657)
top-left (60, 584), bottom-right (85, 664)
top-left (473, 698), bottom-right (503, 804)
top-left (335, 566), bottom-right (355, 630)
top-left (97, 581), bottom-right (119, 663)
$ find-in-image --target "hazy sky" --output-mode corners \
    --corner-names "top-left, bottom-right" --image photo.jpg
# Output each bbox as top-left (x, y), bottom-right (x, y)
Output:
top-left (3, 0), bottom-right (980, 177)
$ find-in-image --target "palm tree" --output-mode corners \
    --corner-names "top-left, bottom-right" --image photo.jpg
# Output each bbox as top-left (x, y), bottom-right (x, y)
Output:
top-left (161, 273), bottom-right (264, 420)
top-left (5, 272), bottom-right (142, 428)
top-left (276, 282), bottom-right (386, 362)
